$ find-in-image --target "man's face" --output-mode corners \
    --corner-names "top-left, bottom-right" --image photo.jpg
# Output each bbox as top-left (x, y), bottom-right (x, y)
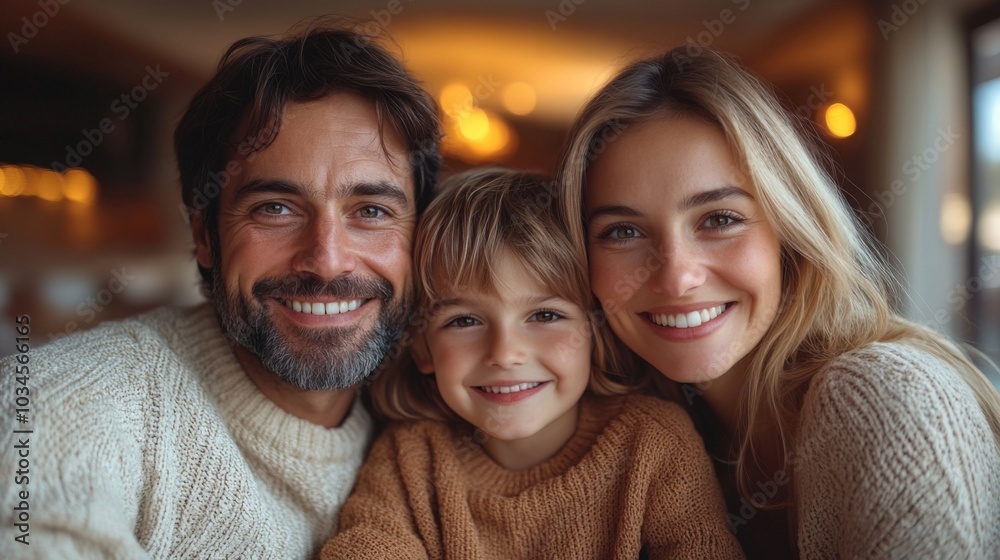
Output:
top-left (194, 91), bottom-right (416, 391)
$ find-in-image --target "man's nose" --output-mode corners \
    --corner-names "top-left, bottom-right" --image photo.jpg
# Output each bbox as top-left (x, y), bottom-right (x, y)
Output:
top-left (291, 215), bottom-right (358, 279)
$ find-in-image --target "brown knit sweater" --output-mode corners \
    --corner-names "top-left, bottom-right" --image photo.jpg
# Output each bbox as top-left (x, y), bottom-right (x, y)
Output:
top-left (320, 394), bottom-right (744, 559)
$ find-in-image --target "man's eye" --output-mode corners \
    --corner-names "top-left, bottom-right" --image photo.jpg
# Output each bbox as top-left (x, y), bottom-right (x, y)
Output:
top-left (260, 203), bottom-right (289, 215)
top-left (359, 206), bottom-right (385, 219)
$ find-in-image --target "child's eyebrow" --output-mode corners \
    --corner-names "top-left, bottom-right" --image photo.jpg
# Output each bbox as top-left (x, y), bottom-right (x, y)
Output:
top-left (516, 294), bottom-right (569, 306)
top-left (430, 294), bottom-right (570, 310)
top-left (433, 297), bottom-right (466, 309)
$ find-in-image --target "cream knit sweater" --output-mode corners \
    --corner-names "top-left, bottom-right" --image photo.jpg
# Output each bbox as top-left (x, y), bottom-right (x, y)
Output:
top-left (0, 304), bottom-right (372, 559)
top-left (794, 342), bottom-right (1000, 558)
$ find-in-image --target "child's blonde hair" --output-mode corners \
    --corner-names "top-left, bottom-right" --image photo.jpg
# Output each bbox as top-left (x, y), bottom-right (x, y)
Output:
top-left (370, 168), bottom-right (634, 422)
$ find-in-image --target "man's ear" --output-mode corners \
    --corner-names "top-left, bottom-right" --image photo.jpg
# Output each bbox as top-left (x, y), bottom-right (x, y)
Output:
top-left (410, 332), bottom-right (435, 374)
top-left (190, 210), bottom-right (213, 270)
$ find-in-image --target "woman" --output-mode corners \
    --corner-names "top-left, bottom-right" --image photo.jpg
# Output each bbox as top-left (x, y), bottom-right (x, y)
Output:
top-left (558, 47), bottom-right (1000, 558)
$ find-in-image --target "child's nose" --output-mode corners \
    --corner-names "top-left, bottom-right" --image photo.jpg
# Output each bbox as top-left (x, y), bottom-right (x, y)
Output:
top-left (485, 327), bottom-right (528, 369)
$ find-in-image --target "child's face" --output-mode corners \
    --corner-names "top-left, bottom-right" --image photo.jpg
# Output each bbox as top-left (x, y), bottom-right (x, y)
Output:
top-left (414, 252), bottom-right (592, 466)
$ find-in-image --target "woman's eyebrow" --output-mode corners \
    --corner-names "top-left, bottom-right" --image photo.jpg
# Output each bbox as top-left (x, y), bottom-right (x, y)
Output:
top-left (587, 204), bottom-right (642, 221)
top-left (680, 185), bottom-right (752, 211)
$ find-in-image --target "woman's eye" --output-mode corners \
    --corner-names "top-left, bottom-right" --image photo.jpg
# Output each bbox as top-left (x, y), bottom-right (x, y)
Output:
top-left (600, 224), bottom-right (641, 240)
top-left (702, 212), bottom-right (744, 229)
top-left (359, 206), bottom-right (385, 219)
top-left (707, 215), bottom-right (733, 227)
top-left (616, 227), bottom-right (638, 239)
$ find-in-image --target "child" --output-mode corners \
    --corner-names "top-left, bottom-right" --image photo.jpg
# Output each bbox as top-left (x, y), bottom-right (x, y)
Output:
top-left (320, 169), bottom-right (744, 559)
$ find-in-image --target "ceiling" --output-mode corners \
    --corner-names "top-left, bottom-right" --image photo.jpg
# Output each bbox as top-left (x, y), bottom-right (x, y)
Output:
top-left (4, 0), bottom-right (836, 126)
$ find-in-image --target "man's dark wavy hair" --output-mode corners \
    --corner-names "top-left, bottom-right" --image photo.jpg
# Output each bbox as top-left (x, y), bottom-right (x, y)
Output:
top-left (174, 16), bottom-right (442, 291)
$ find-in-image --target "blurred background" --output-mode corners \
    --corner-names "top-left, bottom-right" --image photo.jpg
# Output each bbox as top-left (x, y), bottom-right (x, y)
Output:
top-left (1, 0), bottom-right (998, 385)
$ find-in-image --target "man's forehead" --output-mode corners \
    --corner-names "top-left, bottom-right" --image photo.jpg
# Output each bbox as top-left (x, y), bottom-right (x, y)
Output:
top-left (227, 92), bottom-right (415, 199)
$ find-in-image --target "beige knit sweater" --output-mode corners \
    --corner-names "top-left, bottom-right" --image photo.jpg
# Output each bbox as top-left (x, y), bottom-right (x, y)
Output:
top-left (794, 342), bottom-right (1000, 558)
top-left (321, 394), bottom-right (745, 560)
top-left (0, 304), bottom-right (373, 559)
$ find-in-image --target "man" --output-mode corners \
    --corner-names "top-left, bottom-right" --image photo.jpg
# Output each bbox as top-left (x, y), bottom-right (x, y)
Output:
top-left (0, 20), bottom-right (441, 558)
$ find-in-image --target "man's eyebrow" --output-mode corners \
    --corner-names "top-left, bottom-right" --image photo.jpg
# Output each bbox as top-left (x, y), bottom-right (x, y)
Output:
top-left (680, 186), bottom-right (753, 211)
top-left (341, 181), bottom-right (411, 209)
top-left (232, 179), bottom-right (305, 206)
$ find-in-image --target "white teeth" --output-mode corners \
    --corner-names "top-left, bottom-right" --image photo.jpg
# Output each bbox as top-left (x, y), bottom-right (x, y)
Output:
top-left (686, 311), bottom-right (701, 328)
top-left (650, 304), bottom-right (727, 329)
top-left (479, 382), bottom-right (541, 394)
top-left (282, 299), bottom-right (364, 315)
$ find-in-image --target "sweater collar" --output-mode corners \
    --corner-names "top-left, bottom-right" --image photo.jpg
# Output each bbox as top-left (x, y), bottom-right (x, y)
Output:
top-left (169, 303), bottom-right (372, 463)
top-left (455, 394), bottom-right (625, 494)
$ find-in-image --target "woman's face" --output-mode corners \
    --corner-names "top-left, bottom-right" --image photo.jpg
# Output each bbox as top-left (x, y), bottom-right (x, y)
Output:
top-left (585, 113), bottom-right (783, 385)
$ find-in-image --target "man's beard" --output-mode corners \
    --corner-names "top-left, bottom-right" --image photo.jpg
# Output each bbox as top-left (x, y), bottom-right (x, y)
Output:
top-left (209, 255), bottom-right (411, 391)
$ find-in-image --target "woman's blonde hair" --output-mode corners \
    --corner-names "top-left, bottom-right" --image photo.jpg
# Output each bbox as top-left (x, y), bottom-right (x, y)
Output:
top-left (558, 47), bottom-right (1000, 506)
top-left (370, 168), bottom-right (634, 422)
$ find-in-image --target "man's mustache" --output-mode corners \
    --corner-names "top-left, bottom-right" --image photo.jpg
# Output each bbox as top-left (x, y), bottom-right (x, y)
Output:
top-left (252, 274), bottom-right (393, 301)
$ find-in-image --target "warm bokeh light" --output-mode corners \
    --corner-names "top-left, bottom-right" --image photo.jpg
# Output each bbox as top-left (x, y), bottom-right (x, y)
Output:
top-left (393, 20), bottom-right (626, 127)
top-left (501, 82), bottom-right (537, 116)
top-left (439, 82), bottom-right (474, 118)
top-left (0, 166), bottom-right (27, 197)
top-left (979, 203), bottom-right (1000, 252)
top-left (823, 102), bottom-right (857, 138)
top-left (941, 192), bottom-right (972, 245)
top-left (458, 107), bottom-right (491, 141)
top-left (63, 169), bottom-right (99, 205)
top-left (468, 115), bottom-right (512, 158)
top-left (443, 108), bottom-right (515, 163)
top-left (0, 165), bottom-right (98, 204)
top-left (33, 168), bottom-right (65, 202)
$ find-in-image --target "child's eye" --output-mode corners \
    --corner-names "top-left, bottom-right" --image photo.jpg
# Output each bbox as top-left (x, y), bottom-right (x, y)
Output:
top-left (531, 310), bottom-right (565, 323)
top-left (445, 316), bottom-right (480, 328)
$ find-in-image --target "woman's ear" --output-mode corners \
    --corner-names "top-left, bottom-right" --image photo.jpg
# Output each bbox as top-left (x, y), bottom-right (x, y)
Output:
top-left (410, 332), bottom-right (435, 374)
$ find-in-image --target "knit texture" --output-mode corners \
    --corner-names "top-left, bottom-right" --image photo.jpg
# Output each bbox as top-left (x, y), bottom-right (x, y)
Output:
top-left (320, 394), bottom-right (745, 560)
top-left (795, 342), bottom-right (1000, 558)
top-left (0, 304), bottom-right (372, 559)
